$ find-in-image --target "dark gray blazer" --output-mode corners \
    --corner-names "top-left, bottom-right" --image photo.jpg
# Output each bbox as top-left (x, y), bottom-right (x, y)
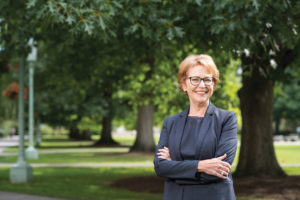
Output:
top-left (154, 102), bottom-right (237, 200)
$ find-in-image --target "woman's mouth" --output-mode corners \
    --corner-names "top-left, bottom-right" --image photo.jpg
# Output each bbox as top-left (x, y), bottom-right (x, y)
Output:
top-left (195, 91), bottom-right (207, 94)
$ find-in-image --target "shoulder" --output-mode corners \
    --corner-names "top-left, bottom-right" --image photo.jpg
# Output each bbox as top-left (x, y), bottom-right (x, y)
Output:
top-left (213, 106), bottom-right (237, 125)
top-left (163, 113), bottom-right (180, 126)
top-left (214, 107), bottom-right (236, 118)
top-left (162, 107), bottom-right (187, 128)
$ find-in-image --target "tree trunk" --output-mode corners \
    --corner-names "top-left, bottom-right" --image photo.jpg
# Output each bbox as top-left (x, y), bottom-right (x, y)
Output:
top-left (94, 89), bottom-right (118, 146)
top-left (69, 127), bottom-right (80, 140)
top-left (94, 115), bottom-right (119, 146)
top-left (235, 63), bottom-right (286, 177)
top-left (130, 102), bottom-right (156, 152)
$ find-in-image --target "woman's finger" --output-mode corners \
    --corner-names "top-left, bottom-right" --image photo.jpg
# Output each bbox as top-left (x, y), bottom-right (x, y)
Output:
top-left (216, 154), bottom-right (227, 161)
top-left (218, 170), bottom-right (228, 178)
top-left (220, 161), bottom-right (231, 170)
top-left (214, 171), bottom-right (226, 179)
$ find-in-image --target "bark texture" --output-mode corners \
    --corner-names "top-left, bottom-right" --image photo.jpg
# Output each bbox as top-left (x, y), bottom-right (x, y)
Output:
top-left (235, 59), bottom-right (286, 177)
top-left (130, 102), bottom-right (156, 152)
top-left (94, 115), bottom-right (119, 146)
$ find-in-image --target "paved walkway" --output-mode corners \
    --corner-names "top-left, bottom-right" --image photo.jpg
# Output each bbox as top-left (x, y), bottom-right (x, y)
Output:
top-left (0, 148), bottom-right (128, 157)
top-left (0, 162), bottom-right (154, 167)
top-left (0, 191), bottom-right (65, 200)
top-left (0, 136), bottom-right (19, 153)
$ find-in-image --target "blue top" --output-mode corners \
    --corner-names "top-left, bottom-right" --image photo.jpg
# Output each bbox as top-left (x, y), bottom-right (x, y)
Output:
top-left (181, 116), bottom-right (203, 160)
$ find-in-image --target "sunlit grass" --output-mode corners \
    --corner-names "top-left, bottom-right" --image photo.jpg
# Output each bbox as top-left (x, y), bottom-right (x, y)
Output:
top-left (0, 167), bottom-right (162, 200)
top-left (232, 144), bottom-right (300, 165)
top-left (3, 135), bottom-right (300, 165)
top-left (0, 166), bottom-right (296, 200)
top-left (0, 151), bottom-right (154, 164)
top-left (274, 145), bottom-right (300, 164)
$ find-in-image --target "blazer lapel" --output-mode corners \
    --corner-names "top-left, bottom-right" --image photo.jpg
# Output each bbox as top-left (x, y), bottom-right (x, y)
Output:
top-left (169, 102), bottom-right (216, 161)
top-left (169, 107), bottom-right (189, 161)
top-left (195, 102), bottom-right (216, 159)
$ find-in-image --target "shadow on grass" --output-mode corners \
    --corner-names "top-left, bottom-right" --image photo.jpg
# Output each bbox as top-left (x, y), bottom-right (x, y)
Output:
top-left (111, 175), bottom-right (300, 200)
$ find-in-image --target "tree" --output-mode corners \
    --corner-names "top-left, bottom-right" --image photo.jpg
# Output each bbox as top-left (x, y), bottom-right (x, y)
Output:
top-left (28, 0), bottom-right (244, 153)
top-left (204, 0), bottom-right (300, 177)
top-left (112, 1), bottom-right (189, 152)
top-left (34, 30), bottom-right (132, 144)
top-left (26, 0), bottom-right (187, 151)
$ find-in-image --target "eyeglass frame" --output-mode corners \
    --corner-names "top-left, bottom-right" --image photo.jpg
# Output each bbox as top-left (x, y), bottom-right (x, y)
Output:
top-left (188, 76), bottom-right (216, 86)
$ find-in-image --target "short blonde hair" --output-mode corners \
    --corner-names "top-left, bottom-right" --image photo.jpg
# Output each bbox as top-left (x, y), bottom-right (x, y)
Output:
top-left (177, 54), bottom-right (220, 93)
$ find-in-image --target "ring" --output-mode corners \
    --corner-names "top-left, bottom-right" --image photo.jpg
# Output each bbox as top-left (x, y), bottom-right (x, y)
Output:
top-left (221, 171), bottom-right (224, 176)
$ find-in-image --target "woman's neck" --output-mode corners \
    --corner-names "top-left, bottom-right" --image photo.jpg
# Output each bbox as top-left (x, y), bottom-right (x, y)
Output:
top-left (188, 100), bottom-right (209, 117)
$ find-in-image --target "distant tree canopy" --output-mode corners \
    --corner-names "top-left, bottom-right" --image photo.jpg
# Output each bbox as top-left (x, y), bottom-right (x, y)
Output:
top-left (0, 0), bottom-right (299, 177)
top-left (274, 67), bottom-right (300, 133)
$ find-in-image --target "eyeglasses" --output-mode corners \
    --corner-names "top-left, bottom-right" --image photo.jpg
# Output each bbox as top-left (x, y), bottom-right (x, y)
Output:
top-left (188, 76), bottom-right (215, 86)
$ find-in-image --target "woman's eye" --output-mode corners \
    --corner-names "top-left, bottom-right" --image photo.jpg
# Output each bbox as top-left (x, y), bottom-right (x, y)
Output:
top-left (204, 78), bottom-right (212, 82)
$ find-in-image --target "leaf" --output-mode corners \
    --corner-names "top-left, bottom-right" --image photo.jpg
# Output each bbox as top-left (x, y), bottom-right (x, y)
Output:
top-left (126, 24), bottom-right (138, 34)
top-left (195, 0), bottom-right (202, 6)
top-left (99, 17), bottom-right (106, 30)
top-left (166, 29), bottom-right (174, 40)
top-left (174, 26), bottom-right (184, 38)
top-left (252, 0), bottom-right (260, 10)
top-left (47, 1), bottom-right (55, 14)
top-left (112, 1), bottom-right (123, 9)
top-left (66, 16), bottom-right (75, 25)
top-left (26, 0), bottom-right (37, 9)
top-left (84, 23), bottom-right (93, 35)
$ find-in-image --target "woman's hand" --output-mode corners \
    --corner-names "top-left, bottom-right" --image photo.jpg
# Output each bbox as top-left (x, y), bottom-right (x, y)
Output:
top-left (197, 154), bottom-right (231, 179)
top-left (157, 147), bottom-right (172, 161)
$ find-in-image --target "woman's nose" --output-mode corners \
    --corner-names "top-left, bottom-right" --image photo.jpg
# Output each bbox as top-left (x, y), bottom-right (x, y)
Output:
top-left (198, 79), bottom-right (206, 87)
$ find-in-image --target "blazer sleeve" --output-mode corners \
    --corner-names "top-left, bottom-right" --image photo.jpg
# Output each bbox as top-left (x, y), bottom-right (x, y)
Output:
top-left (197, 111), bottom-right (238, 183)
top-left (153, 117), bottom-right (199, 180)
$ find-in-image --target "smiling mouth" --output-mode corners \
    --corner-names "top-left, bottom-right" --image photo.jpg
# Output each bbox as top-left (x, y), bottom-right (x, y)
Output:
top-left (195, 91), bottom-right (208, 94)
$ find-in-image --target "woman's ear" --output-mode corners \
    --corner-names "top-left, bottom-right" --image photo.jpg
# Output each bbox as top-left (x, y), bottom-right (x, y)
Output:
top-left (182, 82), bottom-right (187, 94)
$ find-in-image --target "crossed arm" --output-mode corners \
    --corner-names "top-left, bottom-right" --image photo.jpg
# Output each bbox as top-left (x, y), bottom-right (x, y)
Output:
top-left (158, 147), bottom-right (231, 179)
top-left (153, 113), bottom-right (237, 183)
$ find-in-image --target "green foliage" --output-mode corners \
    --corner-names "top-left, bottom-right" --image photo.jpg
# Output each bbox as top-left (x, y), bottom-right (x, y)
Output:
top-left (205, 0), bottom-right (300, 76)
top-left (26, 0), bottom-right (120, 40)
top-left (0, 0), bottom-right (41, 56)
top-left (274, 67), bottom-right (300, 124)
top-left (77, 116), bottom-right (102, 133)
top-left (34, 32), bottom-right (132, 128)
top-left (211, 59), bottom-right (242, 128)
top-left (4, 0), bottom-right (297, 144)
top-left (1, 0), bottom-right (246, 133)
top-left (0, 120), bottom-right (17, 136)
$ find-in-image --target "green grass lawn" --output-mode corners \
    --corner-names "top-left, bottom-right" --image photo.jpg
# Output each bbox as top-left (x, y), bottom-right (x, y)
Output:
top-left (0, 151), bottom-right (154, 164)
top-left (0, 167), bottom-right (162, 200)
top-left (274, 145), bottom-right (300, 164)
top-left (2, 135), bottom-right (300, 165)
top-left (232, 144), bottom-right (300, 165)
top-left (0, 166), bottom-right (298, 200)
top-left (0, 135), bottom-right (299, 200)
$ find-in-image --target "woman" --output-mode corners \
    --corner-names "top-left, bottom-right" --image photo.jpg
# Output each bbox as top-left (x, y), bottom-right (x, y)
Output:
top-left (154, 54), bottom-right (237, 200)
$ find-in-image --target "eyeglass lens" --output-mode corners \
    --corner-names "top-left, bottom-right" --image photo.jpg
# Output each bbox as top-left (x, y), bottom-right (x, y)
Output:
top-left (189, 77), bottom-right (214, 86)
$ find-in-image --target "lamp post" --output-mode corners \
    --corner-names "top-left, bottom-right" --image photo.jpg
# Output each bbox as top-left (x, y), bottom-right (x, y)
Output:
top-left (9, 55), bottom-right (33, 183)
top-left (25, 38), bottom-right (39, 159)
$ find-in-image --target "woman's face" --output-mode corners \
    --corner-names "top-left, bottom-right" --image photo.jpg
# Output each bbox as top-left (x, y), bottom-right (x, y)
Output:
top-left (182, 65), bottom-right (214, 106)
